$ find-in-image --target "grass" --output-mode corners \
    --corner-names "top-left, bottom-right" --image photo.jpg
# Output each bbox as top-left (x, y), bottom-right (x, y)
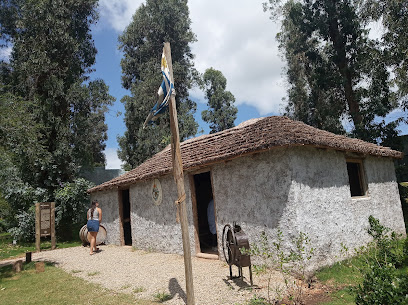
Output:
top-left (0, 232), bottom-right (81, 260)
top-left (71, 269), bottom-right (82, 274)
top-left (87, 271), bottom-right (100, 276)
top-left (242, 295), bottom-right (270, 305)
top-left (316, 256), bottom-right (364, 287)
top-left (133, 287), bottom-right (146, 294)
top-left (0, 261), bottom-right (155, 305)
top-left (314, 253), bottom-right (369, 305)
top-left (315, 238), bottom-right (408, 305)
top-left (152, 291), bottom-right (172, 302)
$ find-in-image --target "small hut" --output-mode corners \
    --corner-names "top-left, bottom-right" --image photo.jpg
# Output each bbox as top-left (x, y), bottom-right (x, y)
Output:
top-left (88, 116), bottom-right (406, 269)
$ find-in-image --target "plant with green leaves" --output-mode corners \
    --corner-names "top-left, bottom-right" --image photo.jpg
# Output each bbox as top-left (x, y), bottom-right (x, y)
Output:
top-left (54, 178), bottom-right (95, 240)
top-left (339, 216), bottom-right (408, 304)
top-left (0, 0), bottom-right (114, 196)
top-left (353, 216), bottom-right (408, 304)
top-left (153, 290), bottom-right (172, 302)
top-left (263, 0), bottom-right (406, 145)
top-left (0, 0), bottom-right (113, 238)
top-left (117, 0), bottom-right (198, 170)
top-left (7, 207), bottom-right (36, 242)
top-left (202, 68), bottom-right (238, 134)
top-left (243, 294), bottom-right (270, 305)
top-left (242, 229), bottom-right (314, 304)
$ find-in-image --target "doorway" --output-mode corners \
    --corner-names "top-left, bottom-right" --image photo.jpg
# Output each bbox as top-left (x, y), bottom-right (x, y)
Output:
top-left (192, 172), bottom-right (217, 254)
top-left (121, 189), bottom-right (132, 245)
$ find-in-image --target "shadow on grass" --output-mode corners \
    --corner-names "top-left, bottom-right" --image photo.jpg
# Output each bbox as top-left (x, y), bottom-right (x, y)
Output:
top-left (0, 261), bottom-right (56, 280)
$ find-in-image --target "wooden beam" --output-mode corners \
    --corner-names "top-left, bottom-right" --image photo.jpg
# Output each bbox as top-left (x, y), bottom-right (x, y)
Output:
top-left (189, 174), bottom-right (201, 255)
top-left (35, 202), bottom-right (41, 252)
top-left (118, 190), bottom-right (125, 246)
top-left (51, 202), bottom-right (56, 250)
top-left (164, 42), bottom-right (195, 305)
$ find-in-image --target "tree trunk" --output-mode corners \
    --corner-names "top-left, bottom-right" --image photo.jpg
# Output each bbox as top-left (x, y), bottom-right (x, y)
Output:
top-left (327, 4), bottom-right (363, 128)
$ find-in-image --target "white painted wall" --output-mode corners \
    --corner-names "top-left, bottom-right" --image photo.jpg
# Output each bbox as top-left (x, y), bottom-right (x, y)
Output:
top-left (91, 189), bottom-right (121, 245)
top-left (91, 146), bottom-right (406, 270)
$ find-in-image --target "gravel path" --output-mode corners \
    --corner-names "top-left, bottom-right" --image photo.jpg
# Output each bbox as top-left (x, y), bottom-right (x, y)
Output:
top-left (29, 245), bottom-right (286, 305)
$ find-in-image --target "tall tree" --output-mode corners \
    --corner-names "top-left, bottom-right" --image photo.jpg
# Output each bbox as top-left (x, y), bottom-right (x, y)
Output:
top-left (118, 0), bottom-right (198, 170)
top-left (359, 0), bottom-right (408, 113)
top-left (265, 0), bottom-right (400, 143)
top-left (0, 0), bottom-right (114, 194)
top-left (202, 68), bottom-right (237, 134)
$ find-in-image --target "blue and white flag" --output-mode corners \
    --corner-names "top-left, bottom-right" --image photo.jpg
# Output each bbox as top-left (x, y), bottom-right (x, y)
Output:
top-left (143, 52), bottom-right (175, 128)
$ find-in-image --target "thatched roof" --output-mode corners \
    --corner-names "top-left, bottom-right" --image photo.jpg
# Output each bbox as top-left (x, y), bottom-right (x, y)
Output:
top-left (89, 116), bottom-right (402, 193)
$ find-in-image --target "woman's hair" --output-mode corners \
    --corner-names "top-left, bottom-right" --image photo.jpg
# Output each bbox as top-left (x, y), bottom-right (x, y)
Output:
top-left (89, 200), bottom-right (97, 219)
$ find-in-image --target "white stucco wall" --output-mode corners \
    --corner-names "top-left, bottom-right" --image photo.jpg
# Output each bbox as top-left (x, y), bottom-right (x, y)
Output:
top-left (288, 147), bottom-right (405, 268)
top-left (211, 148), bottom-right (295, 248)
top-left (129, 175), bottom-right (196, 255)
top-left (91, 146), bottom-right (406, 270)
top-left (90, 189), bottom-right (121, 245)
top-left (211, 146), bottom-right (405, 270)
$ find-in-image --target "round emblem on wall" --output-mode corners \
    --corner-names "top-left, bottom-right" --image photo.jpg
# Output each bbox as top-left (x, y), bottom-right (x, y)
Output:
top-left (151, 179), bottom-right (163, 206)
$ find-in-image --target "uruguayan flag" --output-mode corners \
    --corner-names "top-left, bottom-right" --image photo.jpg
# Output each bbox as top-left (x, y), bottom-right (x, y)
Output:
top-left (143, 52), bottom-right (175, 128)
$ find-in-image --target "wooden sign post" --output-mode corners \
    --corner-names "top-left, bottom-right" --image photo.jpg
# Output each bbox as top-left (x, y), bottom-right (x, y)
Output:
top-left (164, 42), bottom-right (195, 305)
top-left (35, 202), bottom-right (56, 252)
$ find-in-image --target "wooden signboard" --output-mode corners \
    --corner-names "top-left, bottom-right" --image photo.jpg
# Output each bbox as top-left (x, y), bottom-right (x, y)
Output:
top-left (35, 202), bottom-right (56, 252)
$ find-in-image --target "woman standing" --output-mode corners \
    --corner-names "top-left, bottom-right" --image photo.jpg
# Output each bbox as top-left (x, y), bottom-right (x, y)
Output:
top-left (87, 200), bottom-right (102, 255)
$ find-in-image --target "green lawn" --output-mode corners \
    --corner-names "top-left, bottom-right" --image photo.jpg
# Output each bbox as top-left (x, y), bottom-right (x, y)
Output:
top-left (315, 241), bottom-right (408, 305)
top-left (315, 257), bottom-right (362, 305)
top-left (0, 232), bottom-right (81, 260)
top-left (0, 262), bottom-right (155, 305)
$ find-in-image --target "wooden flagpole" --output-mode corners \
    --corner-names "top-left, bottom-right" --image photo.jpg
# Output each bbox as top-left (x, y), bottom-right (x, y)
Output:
top-left (163, 42), bottom-right (195, 305)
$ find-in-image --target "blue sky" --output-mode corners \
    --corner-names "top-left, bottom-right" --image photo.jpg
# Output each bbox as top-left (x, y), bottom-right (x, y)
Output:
top-left (88, 1), bottom-right (407, 168)
top-left (0, 1), bottom-right (405, 168)
top-left (91, 1), bottom-right (283, 168)
top-left (90, 22), bottom-right (275, 168)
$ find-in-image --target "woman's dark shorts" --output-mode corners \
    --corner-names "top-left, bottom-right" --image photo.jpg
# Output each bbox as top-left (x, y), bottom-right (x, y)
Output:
top-left (87, 219), bottom-right (100, 232)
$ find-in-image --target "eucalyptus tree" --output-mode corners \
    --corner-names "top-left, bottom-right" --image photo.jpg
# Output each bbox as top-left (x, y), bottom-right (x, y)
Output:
top-left (359, 0), bottom-right (408, 113)
top-left (0, 0), bottom-right (114, 194)
top-left (265, 0), bottom-right (403, 143)
top-left (118, 0), bottom-right (198, 169)
top-left (202, 68), bottom-right (237, 134)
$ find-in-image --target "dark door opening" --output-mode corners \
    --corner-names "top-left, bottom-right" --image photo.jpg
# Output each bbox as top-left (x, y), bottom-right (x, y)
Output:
top-left (121, 189), bottom-right (132, 245)
top-left (193, 172), bottom-right (217, 254)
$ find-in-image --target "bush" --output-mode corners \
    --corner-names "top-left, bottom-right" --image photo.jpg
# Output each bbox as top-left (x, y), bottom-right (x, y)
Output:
top-left (355, 263), bottom-right (402, 305)
top-left (354, 216), bottom-right (408, 304)
top-left (8, 207), bottom-right (36, 242)
top-left (54, 178), bottom-right (94, 240)
top-left (0, 219), bottom-right (6, 233)
top-left (0, 192), bottom-right (12, 232)
top-left (366, 215), bottom-right (404, 267)
top-left (242, 230), bottom-right (314, 304)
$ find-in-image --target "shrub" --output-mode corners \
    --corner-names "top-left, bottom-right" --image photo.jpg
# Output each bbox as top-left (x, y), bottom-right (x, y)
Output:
top-left (54, 178), bottom-right (94, 240)
top-left (242, 230), bottom-right (314, 304)
top-left (153, 291), bottom-right (172, 302)
top-left (244, 295), bottom-right (270, 305)
top-left (8, 207), bottom-right (36, 242)
top-left (367, 215), bottom-right (404, 267)
top-left (354, 216), bottom-right (408, 304)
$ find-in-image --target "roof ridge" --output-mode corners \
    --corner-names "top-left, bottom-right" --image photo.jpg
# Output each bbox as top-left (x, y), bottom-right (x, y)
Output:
top-left (88, 115), bottom-right (403, 193)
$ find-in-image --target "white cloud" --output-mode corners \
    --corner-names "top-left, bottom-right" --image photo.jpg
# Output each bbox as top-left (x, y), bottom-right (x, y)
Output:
top-left (0, 46), bottom-right (12, 62)
top-left (189, 0), bottom-right (285, 114)
top-left (98, 0), bottom-right (286, 115)
top-left (104, 147), bottom-right (124, 169)
top-left (98, 0), bottom-right (143, 32)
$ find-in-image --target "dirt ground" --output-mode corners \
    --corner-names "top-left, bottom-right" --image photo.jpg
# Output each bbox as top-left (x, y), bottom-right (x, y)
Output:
top-left (1, 245), bottom-right (342, 305)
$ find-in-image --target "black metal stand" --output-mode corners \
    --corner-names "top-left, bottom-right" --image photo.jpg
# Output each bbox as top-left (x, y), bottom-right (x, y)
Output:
top-left (229, 265), bottom-right (253, 286)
